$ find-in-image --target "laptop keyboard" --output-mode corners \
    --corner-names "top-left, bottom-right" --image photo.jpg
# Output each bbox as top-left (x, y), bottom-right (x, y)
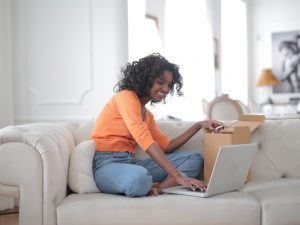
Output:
top-left (181, 186), bottom-right (206, 193)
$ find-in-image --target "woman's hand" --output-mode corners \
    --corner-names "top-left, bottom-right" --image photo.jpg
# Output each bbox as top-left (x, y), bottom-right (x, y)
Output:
top-left (198, 120), bottom-right (227, 133)
top-left (175, 175), bottom-right (207, 192)
top-left (148, 176), bottom-right (207, 196)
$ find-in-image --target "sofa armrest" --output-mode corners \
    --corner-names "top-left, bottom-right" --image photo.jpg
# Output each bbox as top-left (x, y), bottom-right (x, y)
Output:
top-left (0, 142), bottom-right (42, 225)
top-left (0, 123), bottom-right (76, 225)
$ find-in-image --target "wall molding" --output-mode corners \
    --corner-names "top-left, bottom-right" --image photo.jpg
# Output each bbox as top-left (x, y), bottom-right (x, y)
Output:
top-left (14, 116), bottom-right (95, 125)
top-left (25, 0), bottom-right (94, 105)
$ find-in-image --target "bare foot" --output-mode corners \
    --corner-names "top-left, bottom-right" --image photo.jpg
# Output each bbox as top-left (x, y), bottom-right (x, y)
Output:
top-left (148, 186), bottom-right (160, 196)
top-left (148, 183), bottom-right (162, 196)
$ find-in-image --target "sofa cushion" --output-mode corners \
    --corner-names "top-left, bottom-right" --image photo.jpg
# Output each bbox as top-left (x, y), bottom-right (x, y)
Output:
top-left (57, 192), bottom-right (260, 225)
top-left (243, 179), bottom-right (300, 225)
top-left (242, 178), bottom-right (300, 192)
top-left (68, 140), bottom-right (99, 194)
top-left (72, 120), bottom-right (95, 145)
top-left (64, 120), bottom-right (95, 145)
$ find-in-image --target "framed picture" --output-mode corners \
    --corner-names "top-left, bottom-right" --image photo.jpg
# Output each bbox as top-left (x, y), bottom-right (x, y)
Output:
top-left (272, 30), bottom-right (300, 94)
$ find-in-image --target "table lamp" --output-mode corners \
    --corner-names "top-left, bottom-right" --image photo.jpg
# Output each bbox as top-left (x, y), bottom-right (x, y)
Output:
top-left (256, 68), bottom-right (281, 104)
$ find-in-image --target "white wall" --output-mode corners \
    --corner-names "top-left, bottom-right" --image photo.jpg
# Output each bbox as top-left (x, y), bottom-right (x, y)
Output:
top-left (146, 0), bottom-right (165, 45)
top-left (249, 0), bottom-right (300, 104)
top-left (0, 0), bottom-right (223, 126)
top-left (0, 0), bottom-right (13, 128)
top-left (206, 0), bottom-right (221, 96)
top-left (3, 0), bottom-right (128, 125)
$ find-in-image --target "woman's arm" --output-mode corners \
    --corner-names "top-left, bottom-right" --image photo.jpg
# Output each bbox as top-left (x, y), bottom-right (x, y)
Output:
top-left (165, 120), bottom-right (226, 154)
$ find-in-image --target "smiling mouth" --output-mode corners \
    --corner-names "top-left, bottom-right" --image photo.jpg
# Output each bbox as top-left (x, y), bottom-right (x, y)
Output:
top-left (158, 92), bottom-right (166, 98)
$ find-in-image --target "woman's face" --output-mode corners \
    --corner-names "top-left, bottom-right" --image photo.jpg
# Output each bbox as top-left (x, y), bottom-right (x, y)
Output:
top-left (149, 70), bottom-right (173, 102)
top-left (281, 47), bottom-right (294, 59)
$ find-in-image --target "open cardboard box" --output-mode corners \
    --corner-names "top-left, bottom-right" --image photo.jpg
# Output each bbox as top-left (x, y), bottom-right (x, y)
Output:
top-left (203, 114), bottom-right (265, 182)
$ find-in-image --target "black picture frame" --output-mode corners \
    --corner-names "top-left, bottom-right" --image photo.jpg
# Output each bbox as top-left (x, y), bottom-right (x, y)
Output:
top-left (272, 30), bottom-right (300, 94)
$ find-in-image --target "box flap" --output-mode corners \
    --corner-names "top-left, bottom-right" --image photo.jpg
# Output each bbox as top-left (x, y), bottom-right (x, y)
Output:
top-left (231, 114), bottom-right (265, 132)
top-left (239, 114), bottom-right (265, 122)
top-left (203, 114), bottom-right (264, 133)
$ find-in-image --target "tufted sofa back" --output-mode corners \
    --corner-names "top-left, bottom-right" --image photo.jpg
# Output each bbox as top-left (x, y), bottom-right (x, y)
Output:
top-left (134, 119), bottom-right (300, 181)
top-left (66, 119), bottom-right (300, 181)
top-left (250, 119), bottom-right (300, 180)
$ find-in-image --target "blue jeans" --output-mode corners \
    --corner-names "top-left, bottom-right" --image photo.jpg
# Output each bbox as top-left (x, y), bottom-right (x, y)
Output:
top-left (92, 151), bottom-right (203, 197)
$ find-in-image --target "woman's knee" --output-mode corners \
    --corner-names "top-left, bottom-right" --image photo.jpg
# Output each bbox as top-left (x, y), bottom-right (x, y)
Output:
top-left (124, 167), bottom-right (153, 197)
top-left (178, 152), bottom-right (204, 177)
top-left (192, 152), bottom-right (204, 163)
top-left (188, 152), bottom-right (204, 168)
top-left (175, 151), bottom-right (203, 164)
top-left (93, 164), bottom-right (153, 197)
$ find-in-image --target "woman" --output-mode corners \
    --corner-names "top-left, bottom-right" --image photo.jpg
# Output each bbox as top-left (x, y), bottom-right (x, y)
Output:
top-left (279, 40), bottom-right (300, 92)
top-left (91, 53), bottom-right (225, 197)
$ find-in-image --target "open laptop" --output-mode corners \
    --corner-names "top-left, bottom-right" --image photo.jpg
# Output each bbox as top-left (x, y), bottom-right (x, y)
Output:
top-left (162, 143), bottom-right (257, 198)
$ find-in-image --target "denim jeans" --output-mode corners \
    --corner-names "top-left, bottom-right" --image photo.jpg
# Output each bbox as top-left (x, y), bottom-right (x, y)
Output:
top-left (92, 151), bottom-right (203, 197)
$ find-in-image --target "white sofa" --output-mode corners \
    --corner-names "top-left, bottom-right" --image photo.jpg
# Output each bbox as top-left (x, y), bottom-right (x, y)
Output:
top-left (1, 119), bottom-right (300, 225)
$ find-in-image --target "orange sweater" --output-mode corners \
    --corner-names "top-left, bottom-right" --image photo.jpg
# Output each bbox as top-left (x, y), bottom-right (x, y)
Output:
top-left (91, 90), bottom-right (170, 154)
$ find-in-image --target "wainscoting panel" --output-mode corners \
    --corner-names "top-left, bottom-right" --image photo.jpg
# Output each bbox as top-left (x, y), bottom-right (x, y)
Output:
top-left (11, 0), bottom-right (128, 124)
top-left (25, 0), bottom-right (93, 105)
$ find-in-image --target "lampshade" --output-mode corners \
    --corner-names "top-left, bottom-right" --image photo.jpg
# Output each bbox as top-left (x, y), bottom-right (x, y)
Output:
top-left (256, 69), bottom-right (281, 86)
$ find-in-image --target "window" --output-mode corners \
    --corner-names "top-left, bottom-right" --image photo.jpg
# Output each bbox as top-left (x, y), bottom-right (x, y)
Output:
top-left (221, 0), bottom-right (248, 103)
top-left (128, 0), bottom-right (215, 120)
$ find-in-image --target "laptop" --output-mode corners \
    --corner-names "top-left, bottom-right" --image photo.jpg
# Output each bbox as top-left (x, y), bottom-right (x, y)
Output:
top-left (162, 143), bottom-right (257, 198)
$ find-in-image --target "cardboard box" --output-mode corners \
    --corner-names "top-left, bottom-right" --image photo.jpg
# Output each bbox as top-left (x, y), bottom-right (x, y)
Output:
top-left (203, 114), bottom-right (265, 182)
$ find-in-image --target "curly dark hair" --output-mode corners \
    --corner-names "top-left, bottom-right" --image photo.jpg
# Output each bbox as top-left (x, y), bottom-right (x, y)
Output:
top-left (114, 53), bottom-right (183, 104)
top-left (279, 41), bottom-right (298, 54)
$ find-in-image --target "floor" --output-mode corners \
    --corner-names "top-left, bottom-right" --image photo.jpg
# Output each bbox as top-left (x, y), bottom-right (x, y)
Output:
top-left (0, 208), bottom-right (19, 225)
